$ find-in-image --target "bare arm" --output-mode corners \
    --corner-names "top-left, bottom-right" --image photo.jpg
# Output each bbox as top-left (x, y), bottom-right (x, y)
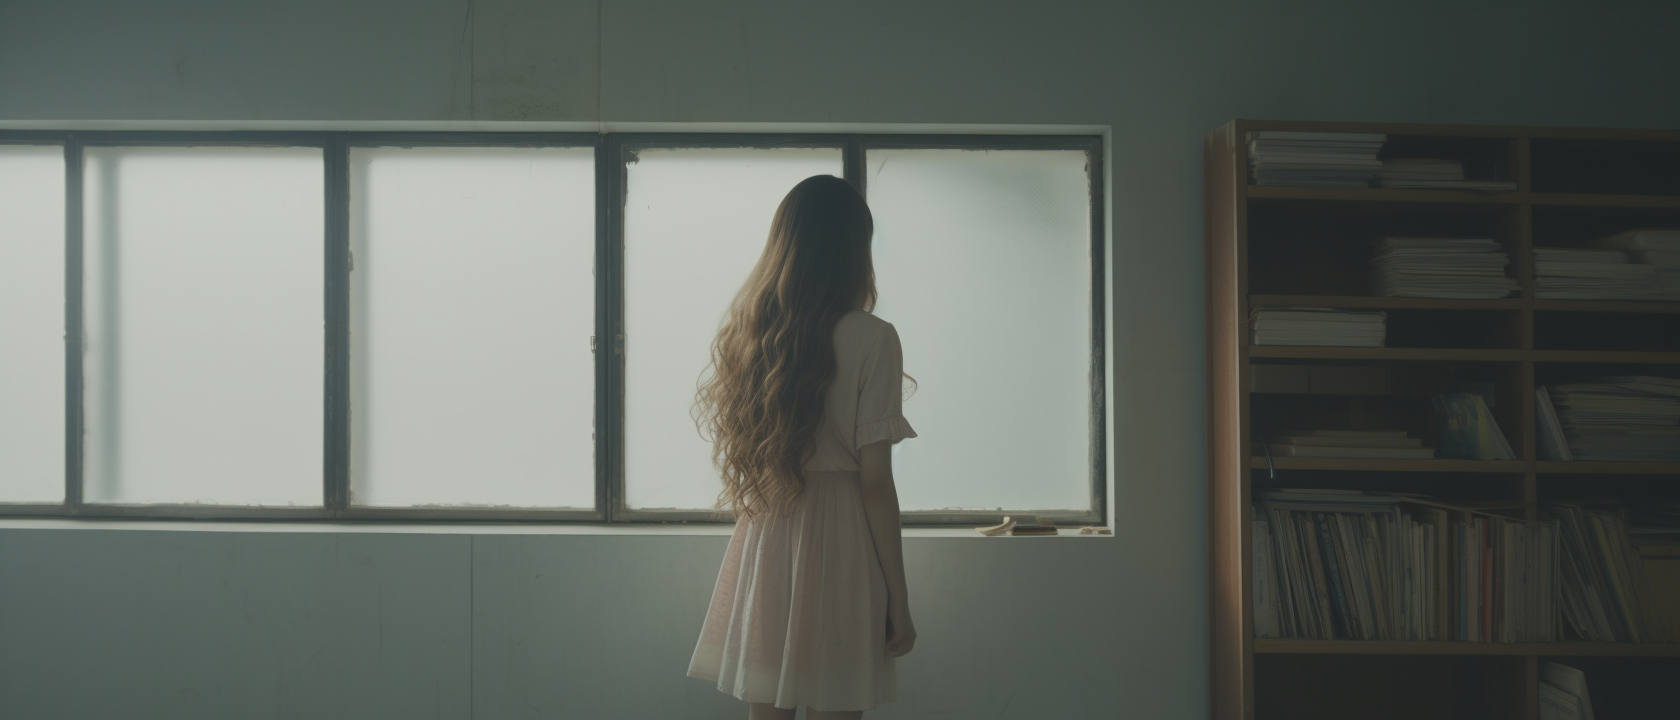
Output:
top-left (858, 439), bottom-right (916, 656)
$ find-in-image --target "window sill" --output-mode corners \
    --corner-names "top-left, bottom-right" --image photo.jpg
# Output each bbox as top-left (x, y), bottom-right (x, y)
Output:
top-left (0, 518), bottom-right (1111, 538)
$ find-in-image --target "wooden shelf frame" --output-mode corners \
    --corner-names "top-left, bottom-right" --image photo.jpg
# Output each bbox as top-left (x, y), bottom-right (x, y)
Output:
top-left (1247, 185), bottom-right (1680, 209)
top-left (1255, 639), bottom-right (1680, 657)
top-left (1206, 119), bottom-right (1680, 720)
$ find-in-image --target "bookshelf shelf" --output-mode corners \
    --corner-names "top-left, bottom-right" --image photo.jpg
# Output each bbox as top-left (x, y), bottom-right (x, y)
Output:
top-left (1531, 350), bottom-right (1680, 364)
top-left (1250, 457), bottom-right (1529, 473)
top-left (1248, 296), bottom-right (1680, 314)
top-left (1207, 119), bottom-right (1680, 720)
top-left (1249, 295), bottom-right (1530, 311)
top-left (1254, 640), bottom-right (1680, 657)
top-left (1248, 346), bottom-right (1525, 362)
top-left (1246, 184), bottom-right (1523, 206)
top-left (1531, 299), bottom-right (1680, 314)
top-left (1533, 461), bottom-right (1680, 475)
top-left (1246, 187), bottom-right (1680, 209)
top-left (1528, 192), bottom-right (1680, 208)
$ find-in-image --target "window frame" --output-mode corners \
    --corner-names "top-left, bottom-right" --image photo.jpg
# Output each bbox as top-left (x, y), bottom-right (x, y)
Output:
top-left (0, 129), bottom-right (1105, 526)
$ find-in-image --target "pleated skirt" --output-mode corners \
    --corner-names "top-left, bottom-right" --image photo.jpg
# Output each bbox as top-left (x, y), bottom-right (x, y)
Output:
top-left (687, 470), bottom-right (895, 711)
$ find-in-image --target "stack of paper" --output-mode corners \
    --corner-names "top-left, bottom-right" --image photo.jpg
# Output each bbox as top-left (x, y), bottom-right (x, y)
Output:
top-left (1597, 228), bottom-right (1680, 301)
top-left (1248, 132), bottom-right (1386, 187)
top-left (1370, 237), bottom-right (1519, 299)
top-left (1375, 158), bottom-right (1518, 192)
top-left (1263, 430), bottom-right (1434, 460)
top-left (1250, 308), bottom-right (1386, 347)
top-left (1534, 247), bottom-right (1659, 300)
top-left (1544, 376), bottom-right (1680, 461)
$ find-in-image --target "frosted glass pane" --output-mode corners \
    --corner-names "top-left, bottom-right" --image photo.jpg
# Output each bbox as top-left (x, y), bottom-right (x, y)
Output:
top-left (83, 147), bottom-right (323, 506)
top-left (624, 148), bottom-right (843, 510)
top-left (868, 149), bottom-right (1093, 512)
top-left (0, 146), bottom-right (65, 503)
top-left (349, 147), bottom-right (595, 509)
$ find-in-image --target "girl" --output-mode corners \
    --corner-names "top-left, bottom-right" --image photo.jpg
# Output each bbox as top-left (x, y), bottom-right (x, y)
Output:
top-left (688, 175), bottom-right (918, 720)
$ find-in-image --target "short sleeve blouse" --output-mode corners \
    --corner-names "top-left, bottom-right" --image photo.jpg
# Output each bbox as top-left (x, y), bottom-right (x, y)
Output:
top-left (801, 311), bottom-right (917, 472)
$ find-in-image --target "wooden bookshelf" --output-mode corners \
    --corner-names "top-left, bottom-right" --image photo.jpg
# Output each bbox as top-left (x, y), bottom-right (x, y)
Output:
top-left (1206, 119), bottom-right (1680, 720)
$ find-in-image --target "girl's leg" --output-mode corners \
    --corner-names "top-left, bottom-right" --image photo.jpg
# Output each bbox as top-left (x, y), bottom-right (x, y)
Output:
top-left (747, 702), bottom-right (795, 720)
top-left (806, 710), bottom-right (863, 720)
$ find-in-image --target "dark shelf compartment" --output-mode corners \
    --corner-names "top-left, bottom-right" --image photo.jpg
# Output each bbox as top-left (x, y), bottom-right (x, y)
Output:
top-left (1247, 203), bottom-right (1519, 296)
top-left (1250, 360), bottom-right (1524, 461)
top-left (1532, 138), bottom-right (1680, 196)
top-left (1255, 654), bottom-right (1527, 720)
top-left (1387, 309), bottom-right (1522, 349)
top-left (1535, 362), bottom-right (1680, 388)
top-left (1532, 205), bottom-right (1680, 248)
top-left (1536, 473), bottom-right (1680, 504)
top-left (1535, 311), bottom-right (1680, 352)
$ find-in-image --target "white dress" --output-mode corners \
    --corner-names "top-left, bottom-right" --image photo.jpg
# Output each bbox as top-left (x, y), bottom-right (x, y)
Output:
top-left (687, 310), bottom-right (917, 711)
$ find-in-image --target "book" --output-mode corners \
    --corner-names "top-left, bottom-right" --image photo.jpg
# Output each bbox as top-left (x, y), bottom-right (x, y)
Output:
top-left (1536, 387), bottom-right (1573, 461)
top-left (1546, 502), bottom-right (1676, 643)
top-left (1253, 518), bottom-right (1282, 638)
top-left (1538, 681), bottom-right (1585, 720)
top-left (1433, 392), bottom-right (1515, 461)
top-left (1252, 495), bottom-right (1554, 642)
top-left (1539, 662), bottom-right (1595, 720)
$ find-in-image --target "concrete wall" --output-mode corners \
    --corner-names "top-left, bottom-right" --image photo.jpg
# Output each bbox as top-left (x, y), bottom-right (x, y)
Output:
top-left (2, 1), bottom-right (1678, 718)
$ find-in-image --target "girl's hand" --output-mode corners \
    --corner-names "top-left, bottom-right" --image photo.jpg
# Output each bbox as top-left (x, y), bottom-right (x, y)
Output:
top-left (886, 601), bottom-right (917, 657)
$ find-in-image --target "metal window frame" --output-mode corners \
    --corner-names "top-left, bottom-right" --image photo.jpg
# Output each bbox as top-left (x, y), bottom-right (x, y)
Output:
top-left (0, 130), bottom-right (1106, 527)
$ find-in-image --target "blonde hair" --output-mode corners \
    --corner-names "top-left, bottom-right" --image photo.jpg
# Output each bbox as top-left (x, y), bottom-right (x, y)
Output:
top-left (693, 175), bottom-right (876, 519)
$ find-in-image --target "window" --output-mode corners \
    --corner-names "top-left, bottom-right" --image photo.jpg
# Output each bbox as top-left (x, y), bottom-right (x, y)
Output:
top-left (0, 145), bottom-right (65, 504)
top-left (0, 131), bottom-right (1104, 525)
top-left (348, 145), bottom-right (596, 512)
top-left (82, 146), bottom-right (324, 507)
top-left (622, 145), bottom-right (845, 514)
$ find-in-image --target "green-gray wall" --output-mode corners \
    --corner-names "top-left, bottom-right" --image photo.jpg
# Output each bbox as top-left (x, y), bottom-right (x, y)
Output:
top-left (2, 1), bottom-right (1677, 718)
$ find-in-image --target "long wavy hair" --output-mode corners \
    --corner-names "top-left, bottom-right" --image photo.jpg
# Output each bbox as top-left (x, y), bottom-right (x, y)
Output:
top-left (693, 175), bottom-right (878, 519)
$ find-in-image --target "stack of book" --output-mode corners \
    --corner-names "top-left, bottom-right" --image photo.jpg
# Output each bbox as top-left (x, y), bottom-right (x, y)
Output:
top-left (1247, 132), bottom-right (1386, 187)
top-left (1260, 430), bottom-right (1433, 460)
top-left (1543, 376), bottom-right (1680, 462)
top-left (1250, 308), bottom-right (1386, 347)
top-left (1534, 247), bottom-right (1660, 300)
top-left (1369, 237), bottom-right (1519, 299)
top-left (1546, 502), bottom-right (1675, 643)
top-left (1252, 491), bottom-right (1558, 642)
top-left (1597, 228), bottom-right (1680, 301)
top-left (1375, 158), bottom-right (1518, 192)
